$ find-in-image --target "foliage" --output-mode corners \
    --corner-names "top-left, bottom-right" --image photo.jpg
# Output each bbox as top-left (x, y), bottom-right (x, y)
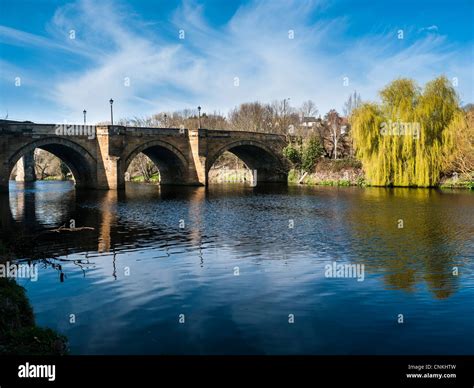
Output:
top-left (130, 173), bottom-right (160, 183)
top-left (441, 106), bottom-right (474, 175)
top-left (287, 169), bottom-right (300, 183)
top-left (284, 136), bottom-right (324, 173)
top-left (316, 110), bottom-right (352, 159)
top-left (283, 143), bottom-right (302, 168)
top-left (356, 176), bottom-right (367, 187)
top-left (127, 153), bottom-right (159, 183)
top-left (301, 137), bottom-right (324, 172)
top-left (351, 76), bottom-right (464, 187)
top-left (440, 172), bottom-right (474, 190)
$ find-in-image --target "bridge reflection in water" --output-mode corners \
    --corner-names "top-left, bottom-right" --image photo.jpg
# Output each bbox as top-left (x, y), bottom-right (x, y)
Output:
top-left (1, 181), bottom-right (474, 354)
top-left (1, 181), bottom-right (472, 300)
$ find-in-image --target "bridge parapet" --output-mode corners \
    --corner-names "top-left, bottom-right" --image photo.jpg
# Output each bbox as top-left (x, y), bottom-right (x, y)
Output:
top-left (124, 126), bottom-right (188, 137)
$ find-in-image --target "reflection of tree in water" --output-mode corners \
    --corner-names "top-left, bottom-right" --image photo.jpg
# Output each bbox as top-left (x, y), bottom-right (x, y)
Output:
top-left (18, 256), bottom-right (95, 282)
top-left (347, 188), bottom-right (469, 299)
top-left (3, 183), bottom-right (472, 296)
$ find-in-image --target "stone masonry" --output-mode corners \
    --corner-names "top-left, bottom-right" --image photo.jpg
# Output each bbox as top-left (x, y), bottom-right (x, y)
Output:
top-left (0, 120), bottom-right (289, 192)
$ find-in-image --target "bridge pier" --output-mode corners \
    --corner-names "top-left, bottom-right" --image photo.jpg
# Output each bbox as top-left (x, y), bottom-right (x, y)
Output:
top-left (96, 126), bottom-right (125, 190)
top-left (15, 151), bottom-right (36, 182)
top-left (188, 128), bottom-right (208, 186)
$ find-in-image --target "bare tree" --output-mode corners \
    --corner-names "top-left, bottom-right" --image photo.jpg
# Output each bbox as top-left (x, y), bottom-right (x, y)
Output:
top-left (127, 153), bottom-right (158, 182)
top-left (229, 102), bottom-right (274, 132)
top-left (34, 149), bottom-right (62, 179)
top-left (201, 112), bottom-right (228, 130)
top-left (300, 100), bottom-right (318, 118)
top-left (343, 90), bottom-right (362, 117)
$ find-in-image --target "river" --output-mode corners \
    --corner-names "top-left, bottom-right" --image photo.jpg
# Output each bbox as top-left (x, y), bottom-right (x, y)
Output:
top-left (2, 181), bottom-right (473, 354)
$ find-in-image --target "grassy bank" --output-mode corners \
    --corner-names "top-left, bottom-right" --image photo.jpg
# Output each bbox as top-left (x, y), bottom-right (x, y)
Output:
top-left (439, 173), bottom-right (474, 190)
top-left (289, 159), bottom-right (473, 189)
top-left (130, 173), bottom-right (160, 183)
top-left (0, 240), bottom-right (68, 355)
top-left (289, 159), bottom-right (366, 187)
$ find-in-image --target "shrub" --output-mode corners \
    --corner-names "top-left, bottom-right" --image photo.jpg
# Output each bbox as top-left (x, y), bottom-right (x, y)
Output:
top-left (283, 143), bottom-right (302, 168)
top-left (301, 137), bottom-right (324, 172)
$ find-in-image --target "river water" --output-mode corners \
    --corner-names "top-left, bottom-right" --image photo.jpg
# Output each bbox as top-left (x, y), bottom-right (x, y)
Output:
top-left (2, 181), bottom-right (473, 354)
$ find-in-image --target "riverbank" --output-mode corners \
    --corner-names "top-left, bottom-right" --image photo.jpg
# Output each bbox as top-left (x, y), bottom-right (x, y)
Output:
top-left (289, 159), bottom-right (473, 189)
top-left (289, 159), bottom-right (366, 187)
top-left (0, 241), bottom-right (68, 355)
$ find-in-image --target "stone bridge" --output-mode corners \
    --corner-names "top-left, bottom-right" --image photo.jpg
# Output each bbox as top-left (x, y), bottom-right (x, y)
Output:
top-left (0, 120), bottom-right (289, 191)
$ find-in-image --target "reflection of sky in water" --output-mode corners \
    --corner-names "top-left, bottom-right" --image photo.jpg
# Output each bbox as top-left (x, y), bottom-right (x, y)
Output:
top-left (9, 181), bottom-right (76, 225)
top-left (5, 181), bottom-right (474, 355)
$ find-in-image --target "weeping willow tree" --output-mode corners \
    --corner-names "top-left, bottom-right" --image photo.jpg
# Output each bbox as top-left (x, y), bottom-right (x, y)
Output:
top-left (351, 76), bottom-right (463, 187)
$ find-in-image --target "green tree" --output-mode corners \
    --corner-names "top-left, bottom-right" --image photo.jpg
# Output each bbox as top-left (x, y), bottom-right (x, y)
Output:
top-left (283, 142), bottom-right (302, 168)
top-left (351, 76), bottom-right (462, 187)
top-left (301, 136), bottom-right (324, 172)
top-left (284, 136), bottom-right (324, 173)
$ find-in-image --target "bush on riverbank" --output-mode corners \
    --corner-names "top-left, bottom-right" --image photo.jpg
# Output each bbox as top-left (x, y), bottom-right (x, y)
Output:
top-left (288, 158), bottom-right (365, 186)
top-left (283, 136), bottom-right (325, 173)
top-left (439, 173), bottom-right (474, 190)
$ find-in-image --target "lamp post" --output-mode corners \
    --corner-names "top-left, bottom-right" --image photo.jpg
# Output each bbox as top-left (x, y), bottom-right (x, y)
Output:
top-left (109, 98), bottom-right (114, 125)
top-left (83, 109), bottom-right (87, 125)
top-left (197, 106), bottom-right (201, 129)
top-left (164, 113), bottom-right (167, 127)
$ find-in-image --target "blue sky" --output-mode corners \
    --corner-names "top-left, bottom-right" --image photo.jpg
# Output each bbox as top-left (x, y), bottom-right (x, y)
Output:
top-left (0, 0), bottom-right (473, 124)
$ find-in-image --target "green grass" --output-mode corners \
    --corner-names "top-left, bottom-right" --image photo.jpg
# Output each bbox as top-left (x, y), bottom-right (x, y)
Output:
top-left (131, 173), bottom-right (160, 183)
top-left (42, 176), bottom-right (73, 181)
top-left (440, 175), bottom-right (474, 190)
top-left (287, 169), bottom-right (300, 184)
top-left (356, 176), bottom-right (367, 187)
top-left (317, 179), bottom-right (352, 186)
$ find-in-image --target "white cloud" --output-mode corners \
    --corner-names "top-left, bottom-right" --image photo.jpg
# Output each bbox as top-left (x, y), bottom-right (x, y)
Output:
top-left (0, 0), bottom-right (472, 123)
top-left (419, 25), bottom-right (439, 33)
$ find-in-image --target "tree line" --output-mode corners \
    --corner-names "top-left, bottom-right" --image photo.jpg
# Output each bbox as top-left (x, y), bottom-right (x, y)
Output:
top-left (14, 78), bottom-right (473, 187)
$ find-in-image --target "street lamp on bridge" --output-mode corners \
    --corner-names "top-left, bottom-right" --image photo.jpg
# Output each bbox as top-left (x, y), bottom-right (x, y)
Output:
top-left (83, 109), bottom-right (87, 125)
top-left (198, 106), bottom-right (201, 129)
top-left (109, 98), bottom-right (114, 125)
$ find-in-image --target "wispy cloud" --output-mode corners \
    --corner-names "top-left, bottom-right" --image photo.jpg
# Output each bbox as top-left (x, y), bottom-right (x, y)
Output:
top-left (0, 0), bottom-right (472, 123)
top-left (419, 25), bottom-right (439, 33)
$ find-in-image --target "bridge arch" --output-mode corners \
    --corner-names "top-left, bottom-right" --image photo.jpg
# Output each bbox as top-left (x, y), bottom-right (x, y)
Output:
top-left (6, 137), bottom-right (97, 190)
top-left (124, 140), bottom-right (190, 185)
top-left (206, 140), bottom-right (288, 184)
